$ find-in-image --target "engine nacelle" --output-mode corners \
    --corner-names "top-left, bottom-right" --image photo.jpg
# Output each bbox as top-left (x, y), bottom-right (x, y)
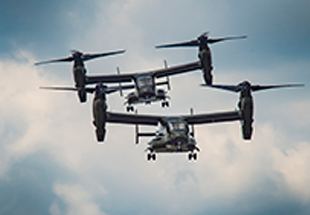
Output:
top-left (74, 65), bottom-right (87, 103)
top-left (241, 119), bottom-right (253, 140)
top-left (78, 89), bottom-right (87, 103)
top-left (198, 48), bottom-right (213, 85)
top-left (239, 96), bottom-right (254, 140)
top-left (93, 96), bottom-right (107, 142)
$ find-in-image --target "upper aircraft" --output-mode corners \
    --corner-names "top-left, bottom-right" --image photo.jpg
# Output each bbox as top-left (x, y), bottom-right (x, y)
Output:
top-left (155, 32), bottom-right (246, 85)
top-left (35, 49), bottom-right (126, 103)
top-left (85, 60), bottom-right (202, 111)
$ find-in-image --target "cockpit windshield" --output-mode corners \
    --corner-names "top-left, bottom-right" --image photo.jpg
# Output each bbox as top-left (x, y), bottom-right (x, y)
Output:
top-left (168, 121), bottom-right (188, 131)
top-left (136, 75), bottom-right (153, 88)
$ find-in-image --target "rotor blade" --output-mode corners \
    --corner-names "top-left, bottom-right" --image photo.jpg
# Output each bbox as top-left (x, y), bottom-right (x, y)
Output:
top-left (35, 56), bottom-right (74, 65)
top-left (207, 35), bottom-right (247, 44)
top-left (82, 49), bottom-right (126, 61)
top-left (40, 86), bottom-right (80, 91)
top-left (40, 86), bottom-right (95, 93)
top-left (251, 84), bottom-right (304, 92)
top-left (201, 84), bottom-right (240, 93)
top-left (155, 40), bottom-right (199, 48)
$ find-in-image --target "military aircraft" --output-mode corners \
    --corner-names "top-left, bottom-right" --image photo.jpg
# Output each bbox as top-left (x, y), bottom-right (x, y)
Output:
top-left (156, 32), bottom-right (246, 85)
top-left (96, 105), bottom-right (245, 161)
top-left (35, 49), bottom-right (126, 103)
top-left (202, 81), bottom-right (304, 139)
top-left (85, 60), bottom-right (202, 111)
top-left (41, 81), bottom-right (244, 157)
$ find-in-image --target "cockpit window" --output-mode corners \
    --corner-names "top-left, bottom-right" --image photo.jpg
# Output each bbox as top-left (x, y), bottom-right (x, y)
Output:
top-left (137, 76), bottom-right (153, 88)
top-left (168, 121), bottom-right (188, 131)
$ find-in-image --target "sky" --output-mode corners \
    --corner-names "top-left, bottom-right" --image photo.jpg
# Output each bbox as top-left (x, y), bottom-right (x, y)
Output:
top-left (0, 0), bottom-right (310, 214)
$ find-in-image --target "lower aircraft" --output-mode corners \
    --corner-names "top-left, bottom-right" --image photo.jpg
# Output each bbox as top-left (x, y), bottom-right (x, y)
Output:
top-left (95, 80), bottom-right (303, 161)
top-left (100, 108), bottom-right (243, 161)
top-left (90, 87), bottom-right (247, 160)
top-left (42, 80), bottom-right (303, 161)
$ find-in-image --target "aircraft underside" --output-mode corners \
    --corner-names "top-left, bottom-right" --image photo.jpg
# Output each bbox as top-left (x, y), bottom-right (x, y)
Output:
top-left (146, 140), bottom-right (199, 161)
top-left (126, 94), bottom-right (169, 111)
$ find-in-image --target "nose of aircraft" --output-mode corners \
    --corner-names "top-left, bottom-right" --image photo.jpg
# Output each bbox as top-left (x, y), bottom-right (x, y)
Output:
top-left (140, 86), bottom-right (154, 97)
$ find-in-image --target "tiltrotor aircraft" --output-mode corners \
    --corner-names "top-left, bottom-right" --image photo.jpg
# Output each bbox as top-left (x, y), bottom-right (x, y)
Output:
top-left (41, 82), bottom-right (243, 157)
top-left (156, 32), bottom-right (246, 85)
top-left (202, 80), bottom-right (304, 139)
top-left (85, 60), bottom-right (202, 111)
top-left (35, 49), bottom-right (126, 103)
top-left (98, 107), bottom-right (243, 161)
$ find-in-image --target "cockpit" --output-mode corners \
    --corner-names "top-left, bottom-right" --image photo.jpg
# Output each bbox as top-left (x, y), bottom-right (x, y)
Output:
top-left (136, 75), bottom-right (154, 88)
top-left (166, 119), bottom-right (189, 133)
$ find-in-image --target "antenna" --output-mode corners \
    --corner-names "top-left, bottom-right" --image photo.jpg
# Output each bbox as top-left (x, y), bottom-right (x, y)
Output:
top-left (163, 59), bottom-right (171, 90)
top-left (117, 67), bottom-right (123, 97)
top-left (190, 108), bottom-right (195, 137)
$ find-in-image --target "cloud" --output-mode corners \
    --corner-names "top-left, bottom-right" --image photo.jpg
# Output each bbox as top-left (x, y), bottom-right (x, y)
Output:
top-left (51, 183), bottom-right (107, 215)
top-left (273, 141), bottom-right (310, 202)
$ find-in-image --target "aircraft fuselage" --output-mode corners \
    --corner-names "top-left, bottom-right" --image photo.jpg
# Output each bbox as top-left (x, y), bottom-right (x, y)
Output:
top-left (125, 74), bottom-right (169, 110)
top-left (146, 118), bottom-right (198, 154)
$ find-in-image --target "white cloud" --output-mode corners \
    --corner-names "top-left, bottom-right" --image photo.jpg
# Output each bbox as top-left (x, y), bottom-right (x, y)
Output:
top-left (52, 183), bottom-right (107, 215)
top-left (272, 141), bottom-right (310, 202)
top-left (286, 101), bottom-right (310, 128)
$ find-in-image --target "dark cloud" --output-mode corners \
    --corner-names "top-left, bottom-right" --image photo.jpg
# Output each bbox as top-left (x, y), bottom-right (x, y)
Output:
top-left (0, 1), bottom-right (65, 53)
top-left (0, 152), bottom-right (65, 215)
top-left (218, 1), bottom-right (310, 68)
top-left (0, 0), bottom-right (100, 58)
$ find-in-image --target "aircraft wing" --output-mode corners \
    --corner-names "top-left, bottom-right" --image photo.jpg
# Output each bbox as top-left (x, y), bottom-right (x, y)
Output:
top-left (152, 61), bottom-right (201, 78)
top-left (183, 110), bottom-right (242, 125)
top-left (85, 73), bottom-right (134, 84)
top-left (85, 61), bottom-right (201, 85)
top-left (106, 112), bottom-right (161, 126)
top-left (201, 84), bottom-right (240, 92)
